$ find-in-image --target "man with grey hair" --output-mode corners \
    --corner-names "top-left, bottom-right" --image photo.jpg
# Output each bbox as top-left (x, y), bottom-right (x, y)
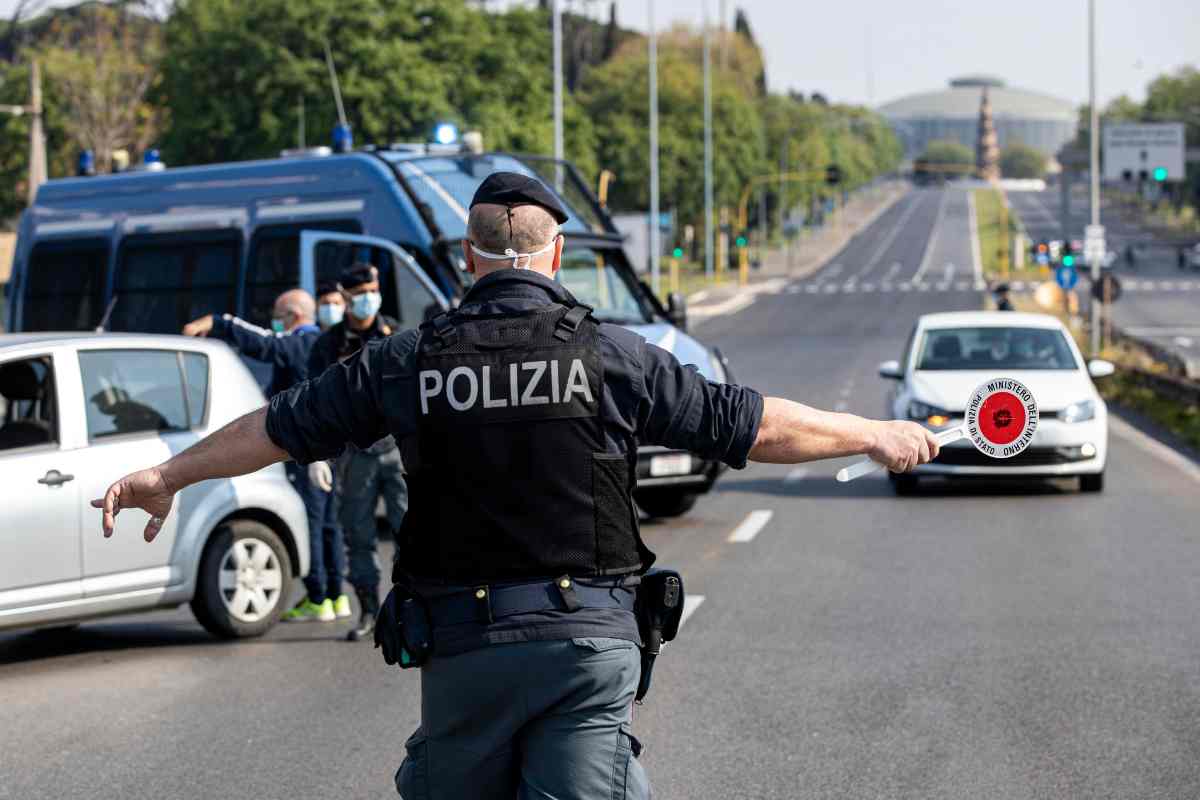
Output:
top-left (95, 172), bottom-right (938, 798)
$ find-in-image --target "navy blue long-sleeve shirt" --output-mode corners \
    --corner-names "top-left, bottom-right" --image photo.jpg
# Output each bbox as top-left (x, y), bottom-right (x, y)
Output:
top-left (264, 270), bottom-right (764, 652)
top-left (209, 315), bottom-right (320, 398)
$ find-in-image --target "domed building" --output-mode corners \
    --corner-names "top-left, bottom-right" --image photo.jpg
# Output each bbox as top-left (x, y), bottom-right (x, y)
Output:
top-left (879, 76), bottom-right (1077, 160)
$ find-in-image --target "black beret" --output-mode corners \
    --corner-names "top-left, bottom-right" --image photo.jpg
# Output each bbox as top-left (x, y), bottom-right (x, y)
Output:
top-left (339, 262), bottom-right (378, 290)
top-left (469, 171), bottom-right (569, 224)
top-left (316, 279), bottom-right (341, 297)
top-left (993, 282), bottom-right (1010, 292)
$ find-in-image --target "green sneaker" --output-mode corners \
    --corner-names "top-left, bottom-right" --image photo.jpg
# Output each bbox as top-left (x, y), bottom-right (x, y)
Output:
top-left (283, 598), bottom-right (336, 623)
top-left (332, 594), bottom-right (353, 619)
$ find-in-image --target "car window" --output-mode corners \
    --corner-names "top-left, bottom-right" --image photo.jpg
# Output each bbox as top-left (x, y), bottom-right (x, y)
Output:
top-left (78, 350), bottom-right (192, 439)
top-left (557, 248), bottom-right (652, 325)
top-left (21, 239), bottom-right (108, 332)
top-left (109, 233), bottom-right (239, 334)
top-left (0, 356), bottom-right (57, 451)
top-left (247, 220), bottom-right (361, 328)
top-left (916, 327), bottom-right (1079, 371)
top-left (181, 352), bottom-right (209, 428)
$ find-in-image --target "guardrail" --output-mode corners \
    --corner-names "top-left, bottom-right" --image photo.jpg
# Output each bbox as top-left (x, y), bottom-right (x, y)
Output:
top-left (1121, 366), bottom-right (1200, 407)
top-left (1110, 327), bottom-right (1200, 380)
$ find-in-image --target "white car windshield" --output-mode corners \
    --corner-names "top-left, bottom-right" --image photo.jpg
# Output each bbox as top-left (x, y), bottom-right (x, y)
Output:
top-left (557, 248), bottom-right (652, 325)
top-left (916, 327), bottom-right (1079, 371)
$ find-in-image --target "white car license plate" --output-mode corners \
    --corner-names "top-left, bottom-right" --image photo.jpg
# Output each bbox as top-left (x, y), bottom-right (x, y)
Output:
top-left (650, 453), bottom-right (692, 477)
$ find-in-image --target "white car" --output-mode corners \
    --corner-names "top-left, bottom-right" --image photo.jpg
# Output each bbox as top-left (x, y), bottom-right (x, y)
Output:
top-left (878, 311), bottom-right (1112, 494)
top-left (0, 333), bottom-right (308, 637)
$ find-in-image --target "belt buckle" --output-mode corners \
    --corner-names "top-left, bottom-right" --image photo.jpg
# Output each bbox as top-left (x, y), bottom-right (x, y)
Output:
top-left (472, 585), bottom-right (493, 623)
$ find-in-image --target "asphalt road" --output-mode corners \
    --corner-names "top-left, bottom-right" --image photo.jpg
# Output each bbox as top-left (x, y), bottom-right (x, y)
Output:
top-left (4, 186), bottom-right (1200, 799)
top-left (1007, 185), bottom-right (1200, 364)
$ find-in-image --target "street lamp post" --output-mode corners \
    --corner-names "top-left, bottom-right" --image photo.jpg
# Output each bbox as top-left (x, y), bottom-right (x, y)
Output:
top-left (648, 0), bottom-right (661, 295)
top-left (552, 0), bottom-right (564, 190)
top-left (703, 2), bottom-right (714, 280)
top-left (1088, 0), bottom-right (1102, 356)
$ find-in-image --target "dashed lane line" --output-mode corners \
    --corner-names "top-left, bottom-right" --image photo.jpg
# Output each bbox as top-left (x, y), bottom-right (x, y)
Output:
top-left (677, 595), bottom-right (705, 632)
top-left (784, 467), bottom-right (809, 483)
top-left (728, 509), bottom-right (774, 543)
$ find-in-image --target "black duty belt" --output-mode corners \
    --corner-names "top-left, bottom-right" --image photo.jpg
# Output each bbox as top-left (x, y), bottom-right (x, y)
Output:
top-left (424, 576), bottom-right (636, 627)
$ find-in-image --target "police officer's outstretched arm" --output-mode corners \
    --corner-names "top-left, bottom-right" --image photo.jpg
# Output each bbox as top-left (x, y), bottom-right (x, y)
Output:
top-left (637, 343), bottom-right (937, 474)
top-left (92, 342), bottom-right (393, 540)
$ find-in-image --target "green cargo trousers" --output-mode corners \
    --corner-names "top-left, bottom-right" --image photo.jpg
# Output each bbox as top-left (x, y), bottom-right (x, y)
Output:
top-left (395, 637), bottom-right (651, 800)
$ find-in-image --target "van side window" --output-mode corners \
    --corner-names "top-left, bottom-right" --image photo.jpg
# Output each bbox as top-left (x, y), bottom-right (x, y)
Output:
top-left (314, 240), bottom-right (440, 328)
top-left (0, 356), bottom-right (57, 451)
top-left (78, 350), bottom-right (193, 440)
top-left (110, 233), bottom-right (239, 334)
top-left (22, 239), bottom-right (108, 331)
top-left (247, 221), bottom-right (361, 327)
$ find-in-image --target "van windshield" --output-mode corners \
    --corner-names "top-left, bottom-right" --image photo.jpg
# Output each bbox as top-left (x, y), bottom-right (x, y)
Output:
top-left (557, 248), bottom-right (653, 325)
top-left (384, 153), bottom-right (609, 241)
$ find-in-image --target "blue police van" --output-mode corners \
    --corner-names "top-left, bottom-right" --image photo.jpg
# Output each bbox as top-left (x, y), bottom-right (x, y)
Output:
top-left (7, 144), bottom-right (730, 517)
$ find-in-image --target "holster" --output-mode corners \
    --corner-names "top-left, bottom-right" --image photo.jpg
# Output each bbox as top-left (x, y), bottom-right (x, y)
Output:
top-left (634, 568), bottom-right (684, 703)
top-left (374, 582), bottom-right (434, 669)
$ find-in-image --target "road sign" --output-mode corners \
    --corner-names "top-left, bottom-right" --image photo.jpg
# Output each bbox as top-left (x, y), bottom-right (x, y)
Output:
top-left (1091, 272), bottom-right (1122, 303)
top-left (836, 379), bottom-right (1039, 481)
top-left (1084, 223), bottom-right (1105, 265)
top-left (1102, 123), bottom-right (1185, 182)
top-left (1056, 265), bottom-right (1078, 290)
top-left (1035, 252), bottom-right (1050, 266)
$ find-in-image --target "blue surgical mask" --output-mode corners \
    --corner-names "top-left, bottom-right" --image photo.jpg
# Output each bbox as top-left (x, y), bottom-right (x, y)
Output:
top-left (270, 317), bottom-right (287, 333)
top-left (318, 303), bottom-right (344, 328)
top-left (350, 291), bottom-right (382, 320)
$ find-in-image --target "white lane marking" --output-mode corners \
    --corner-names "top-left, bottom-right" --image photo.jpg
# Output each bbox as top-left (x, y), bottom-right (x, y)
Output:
top-left (900, 283), bottom-right (912, 292)
top-left (728, 509), bottom-right (774, 543)
top-left (967, 190), bottom-right (984, 283)
top-left (805, 284), bottom-right (820, 294)
top-left (974, 279), bottom-right (988, 291)
top-left (862, 282), bottom-right (876, 292)
top-left (914, 188), bottom-right (950, 282)
top-left (881, 282), bottom-right (894, 292)
top-left (883, 262), bottom-right (902, 281)
top-left (677, 595), bottom-right (705, 631)
top-left (854, 193), bottom-right (923, 278)
top-left (1122, 326), bottom-right (1200, 337)
top-left (787, 284), bottom-right (802, 294)
top-left (1109, 416), bottom-right (1200, 484)
top-left (954, 280), bottom-right (970, 291)
top-left (824, 263), bottom-right (844, 278)
top-left (1011, 281), bottom-right (1026, 291)
top-left (823, 284), bottom-right (838, 294)
top-left (942, 262), bottom-right (955, 282)
top-left (784, 467), bottom-right (810, 483)
top-left (936, 281), bottom-right (950, 291)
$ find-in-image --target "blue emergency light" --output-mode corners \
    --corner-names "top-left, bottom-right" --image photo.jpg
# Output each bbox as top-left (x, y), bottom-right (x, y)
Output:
top-left (143, 148), bottom-right (161, 165)
top-left (333, 123), bottom-right (353, 153)
top-left (434, 123), bottom-right (459, 145)
top-left (76, 149), bottom-right (95, 177)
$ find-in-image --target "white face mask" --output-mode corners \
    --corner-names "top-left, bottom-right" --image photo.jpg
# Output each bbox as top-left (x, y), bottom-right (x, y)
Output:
top-left (318, 303), bottom-right (344, 328)
top-left (469, 237), bottom-right (557, 270)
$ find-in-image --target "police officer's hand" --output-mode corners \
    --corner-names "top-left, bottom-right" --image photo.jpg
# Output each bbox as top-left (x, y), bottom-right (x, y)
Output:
top-left (308, 460), bottom-right (333, 492)
top-left (182, 314), bottom-right (214, 337)
top-left (868, 421), bottom-right (939, 473)
top-left (91, 467), bottom-right (175, 542)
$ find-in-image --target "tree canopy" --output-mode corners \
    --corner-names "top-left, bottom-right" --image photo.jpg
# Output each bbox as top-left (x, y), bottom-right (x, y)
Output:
top-left (999, 142), bottom-right (1046, 179)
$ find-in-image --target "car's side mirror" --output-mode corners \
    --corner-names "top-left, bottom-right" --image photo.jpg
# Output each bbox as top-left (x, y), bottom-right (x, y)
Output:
top-left (667, 292), bottom-right (688, 332)
top-left (1087, 359), bottom-right (1115, 378)
top-left (878, 359), bottom-right (903, 380)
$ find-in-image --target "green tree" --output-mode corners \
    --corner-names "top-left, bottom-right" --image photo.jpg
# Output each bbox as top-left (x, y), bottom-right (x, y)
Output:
top-left (919, 139), bottom-right (972, 167)
top-left (999, 142), bottom-right (1046, 179)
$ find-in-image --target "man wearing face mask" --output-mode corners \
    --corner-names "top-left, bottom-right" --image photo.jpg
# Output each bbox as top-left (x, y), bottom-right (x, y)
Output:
top-left (307, 264), bottom-right (407, 642)
top-left (316, 279), bottom-right (347, 330)
top-left (183, 288), bottom-right (350, 622)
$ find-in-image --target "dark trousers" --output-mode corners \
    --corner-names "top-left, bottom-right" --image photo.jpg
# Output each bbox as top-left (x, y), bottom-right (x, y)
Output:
top-left (338, 446), bottom-right (407, 605)
top-left (396, 638), bottom-right (650, 799)
top-left (285, 461), bottom-right (346, 604)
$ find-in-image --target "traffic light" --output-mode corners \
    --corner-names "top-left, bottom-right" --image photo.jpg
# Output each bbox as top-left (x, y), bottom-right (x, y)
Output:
top-left (735, 235), bottom-right (748, 249)
top-left (1062, 254), bottom-right (1075, 267)
top-left (1153, 167), bottom-right (1168, 182)
top-left (671, 246), bottom-right (684, 259)
top-left (824, 164), bottom-right (842, 186)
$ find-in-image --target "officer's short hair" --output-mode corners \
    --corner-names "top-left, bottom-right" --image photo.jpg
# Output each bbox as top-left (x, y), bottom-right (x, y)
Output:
top-left (468, 204), bottom-right (559, 254)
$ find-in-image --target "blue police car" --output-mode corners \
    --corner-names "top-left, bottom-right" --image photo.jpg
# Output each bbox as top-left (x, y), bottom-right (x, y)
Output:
top-left (7, 143), bottom-right (730, 517)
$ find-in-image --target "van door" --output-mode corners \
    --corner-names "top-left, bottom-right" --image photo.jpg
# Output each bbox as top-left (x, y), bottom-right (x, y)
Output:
top-left (0, 352), bottom-right (82, 611)
top-left (299, 231), bottom-right (450, 328)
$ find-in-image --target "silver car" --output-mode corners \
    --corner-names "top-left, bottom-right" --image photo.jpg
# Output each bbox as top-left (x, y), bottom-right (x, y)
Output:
top-left (0, 333), bottom-right (308, 637)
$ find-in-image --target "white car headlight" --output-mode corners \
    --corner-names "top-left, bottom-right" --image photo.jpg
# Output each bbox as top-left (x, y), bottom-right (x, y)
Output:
top-left (1057, 399), bottom-right (1096, 423)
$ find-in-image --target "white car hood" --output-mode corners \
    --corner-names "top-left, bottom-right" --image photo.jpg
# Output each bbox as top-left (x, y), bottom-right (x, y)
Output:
top-left (625, 322), bottom-right (719, 381)
top-left (910, 370), bottom-right (1096, 414)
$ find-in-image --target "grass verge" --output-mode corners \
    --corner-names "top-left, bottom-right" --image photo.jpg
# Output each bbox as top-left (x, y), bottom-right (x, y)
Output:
top-left (973, 188), bottom-right (1045, 282)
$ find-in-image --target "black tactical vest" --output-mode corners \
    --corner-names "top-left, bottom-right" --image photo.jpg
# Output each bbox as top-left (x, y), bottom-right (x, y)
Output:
top-left (396, 302), bottom-right (652, 583)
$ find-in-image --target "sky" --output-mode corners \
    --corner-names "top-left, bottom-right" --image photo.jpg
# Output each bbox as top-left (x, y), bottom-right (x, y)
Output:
top-left (5, 0), bottom-right (1198, 110)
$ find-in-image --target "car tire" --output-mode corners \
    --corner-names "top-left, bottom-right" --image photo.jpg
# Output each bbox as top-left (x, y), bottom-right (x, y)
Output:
top-left (1079, 472), bottom-right (1104, 493)
top-left (191, 519), bottom-right (293, 639)
top-left (635, 490), bottom-right (699, 518)
top-left (889, 473), bottom-right (919, 495)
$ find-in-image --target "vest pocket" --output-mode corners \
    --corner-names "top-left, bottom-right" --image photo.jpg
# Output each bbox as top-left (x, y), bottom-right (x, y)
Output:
top-left (592, 453), bottom-right (638, 571)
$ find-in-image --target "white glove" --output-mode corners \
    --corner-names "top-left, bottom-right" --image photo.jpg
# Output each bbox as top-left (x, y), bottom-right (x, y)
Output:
top-left (308, 460), bottom-right (333, 492)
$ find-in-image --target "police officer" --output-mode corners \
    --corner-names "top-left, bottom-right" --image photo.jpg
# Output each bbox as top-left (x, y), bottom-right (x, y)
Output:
top-left (182, 289), bottom-right (350, 622)
top-left (992, 282), bottom-right (1014, 311)
top-left (94, 172), bottom-right (939, 799)
top-left (308, 264), bottom-right (408, 641)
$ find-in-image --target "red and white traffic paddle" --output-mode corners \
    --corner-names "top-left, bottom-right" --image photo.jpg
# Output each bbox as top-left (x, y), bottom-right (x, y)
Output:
top-left (836, 378), bottom-right (1039, 482)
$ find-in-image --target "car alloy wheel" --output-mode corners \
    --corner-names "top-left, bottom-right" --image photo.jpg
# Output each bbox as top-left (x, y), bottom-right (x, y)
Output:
top-left (217, 537), bottom-right (284, 623)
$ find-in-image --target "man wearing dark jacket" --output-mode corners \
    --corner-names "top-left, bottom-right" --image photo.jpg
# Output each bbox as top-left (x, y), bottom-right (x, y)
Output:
top-left (183, 288), bottom-right (350, 622)
top-left (308, 264), bottom-right (407, 641)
